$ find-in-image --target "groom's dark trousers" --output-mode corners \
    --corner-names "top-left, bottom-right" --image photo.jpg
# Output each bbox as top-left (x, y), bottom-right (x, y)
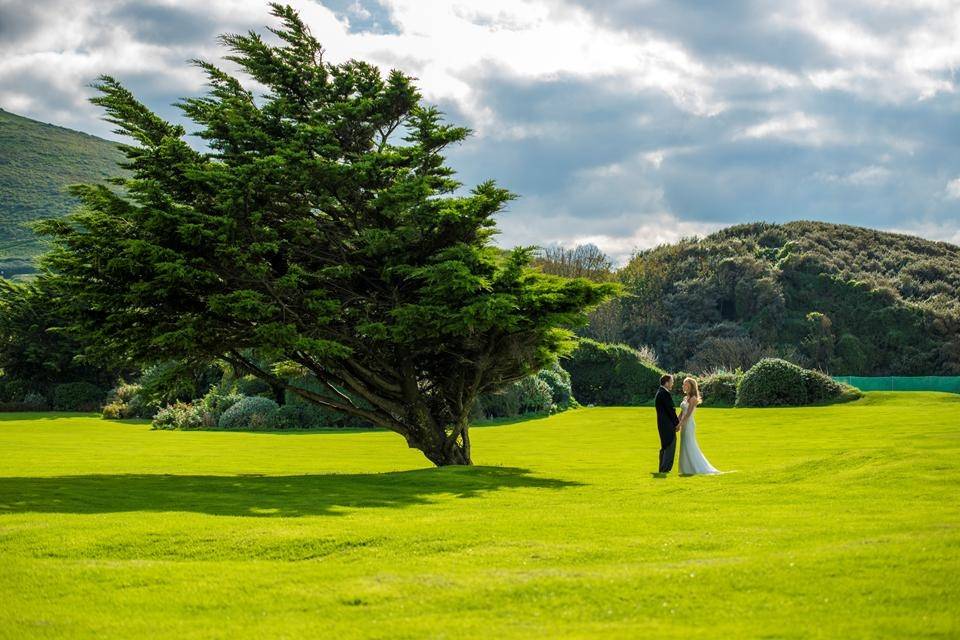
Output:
top-left (655, 386), bottom-right (680, 472)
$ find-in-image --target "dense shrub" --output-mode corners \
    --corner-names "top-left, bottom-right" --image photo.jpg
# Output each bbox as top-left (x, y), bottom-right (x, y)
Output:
top-left (52, 381), bottom-right (105, 411)
top-left (198, 384), bottom-right (244, 426)
top-left (515, 377), bottom-right (554, 414)
top-left (218, 396), bottom-right (280, 430)
top-left (281, 377), bottom-right (374, 429)
top-left (482, 386), bottom-right (511, 418)
top-left (275, 403), bottom-right (314, 430)
top-left (700, 371), bottom-right (741, 406)
top-left (834, 333), bottom-right (870, 374)
top-left (838, 384), bottom-right (864, 402)
top-left (0, 402), bottom-right (32, 412)
top-left (0, 378), bottom-right (31, 403)
top-left (235, 375), bottom-right (275, 399)
top-left (137, 361), bottom-right (223, 411)
top-left (476, 362), bottom-right (579, 420)
top-left (101, 402), bottom-right (125, 419)
top-left (102, 382), bottom-right (153, 419)
top-left (478, 386), bottom-right (520, 418)
top-left (563, 339), bottom-right (664, 406)
top-left (801, 368), bottom-right (844, 403)
top-left (536, 363), bottom-right (575, 409)
top-left (22, 392), bottom-right (47, 411)
top-left (152, 402), bottom-right (204, 430)
top-left (736, 358), bottom-right (856, 407)
top-left (479, 376), bottom-right (554, 419)
top-left (736, 359), bottom-right (808, 407)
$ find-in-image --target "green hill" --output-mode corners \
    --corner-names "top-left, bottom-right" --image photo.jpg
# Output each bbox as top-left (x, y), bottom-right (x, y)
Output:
top-left (0, 108), bottom-right (123, 277)
top-left (614, 221), bottom-right (960, 376)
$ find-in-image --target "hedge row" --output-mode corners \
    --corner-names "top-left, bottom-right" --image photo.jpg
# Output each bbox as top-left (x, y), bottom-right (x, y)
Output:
top-left (563, 339), bottom-right (664, 406)
top-left (0, 383), bottom-right (106, 412)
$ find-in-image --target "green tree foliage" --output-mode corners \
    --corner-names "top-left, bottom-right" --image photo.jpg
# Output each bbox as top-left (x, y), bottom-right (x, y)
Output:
top-left (136, 360), bottom-right (223, 412)
top-left (802, 311), bottom-right (835, 372)
top-left (562, 339), bottom-right (663, 406)
top-left (615, 221), bottom-right (960, 375)
top-left (0, 277), bottom-right (117, 401)
top-left (36, 4), bottom-right (614, 465)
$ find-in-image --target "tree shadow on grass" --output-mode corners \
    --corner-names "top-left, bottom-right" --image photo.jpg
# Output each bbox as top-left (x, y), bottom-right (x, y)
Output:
top-left (0, 466), bottom-right (581, 518)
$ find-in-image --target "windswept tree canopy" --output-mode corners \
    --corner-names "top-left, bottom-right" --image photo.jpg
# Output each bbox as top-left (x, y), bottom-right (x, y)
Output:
top-left (37, 3), bottom-right (616, 465)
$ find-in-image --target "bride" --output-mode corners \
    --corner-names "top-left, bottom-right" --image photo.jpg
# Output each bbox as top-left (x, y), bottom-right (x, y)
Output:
top-left (677, 377), bottom-right (721, 475)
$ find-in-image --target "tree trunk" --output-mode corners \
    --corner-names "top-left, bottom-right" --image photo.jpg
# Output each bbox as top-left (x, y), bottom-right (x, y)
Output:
top-left (407, 422), bottom-right (472, 466)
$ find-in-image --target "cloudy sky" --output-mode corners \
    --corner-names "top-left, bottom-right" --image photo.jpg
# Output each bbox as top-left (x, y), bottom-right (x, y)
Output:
top-left (2, 0), bottom-right (959, 261)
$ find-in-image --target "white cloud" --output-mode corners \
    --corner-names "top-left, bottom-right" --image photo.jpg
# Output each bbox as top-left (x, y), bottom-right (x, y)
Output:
top-left (792, 0), bottom-right (960, 102)
top-left (890, 221), bottom-right (960, 247)
top-left (347, 1), bottom-right (372, 21)
top-left (820, 165), bottom-right (892, 186)
top-left (561, 213), bottom-right (723, 265)
top-left (737, 111), bottom-right (828, 145)
top-left (946, 177), bottom-right (960, 200)
top-left (2, 0), bottom-right (960, 251)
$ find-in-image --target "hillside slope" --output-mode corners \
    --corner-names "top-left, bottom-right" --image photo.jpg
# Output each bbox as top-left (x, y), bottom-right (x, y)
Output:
top-left (615, 221), bottom-right (960, 375)
top-left (0, 109), bottom-right (123, 276)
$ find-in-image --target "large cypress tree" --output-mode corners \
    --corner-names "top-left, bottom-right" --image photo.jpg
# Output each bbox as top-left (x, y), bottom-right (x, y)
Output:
top-left (37, 3), bottom-right (615, 465)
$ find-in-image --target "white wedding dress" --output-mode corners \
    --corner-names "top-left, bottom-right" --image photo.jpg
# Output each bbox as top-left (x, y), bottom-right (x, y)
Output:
top-left (678, 399), bottom-right (720, 475)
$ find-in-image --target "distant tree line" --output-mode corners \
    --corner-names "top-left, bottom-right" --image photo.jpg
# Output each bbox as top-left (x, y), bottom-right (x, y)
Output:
top-left (536, 222), bottom-right (960, 376)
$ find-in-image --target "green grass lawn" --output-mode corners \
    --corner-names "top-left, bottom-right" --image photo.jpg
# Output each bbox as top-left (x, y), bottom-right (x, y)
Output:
top-left (1, 392), bottom-right (958, 638)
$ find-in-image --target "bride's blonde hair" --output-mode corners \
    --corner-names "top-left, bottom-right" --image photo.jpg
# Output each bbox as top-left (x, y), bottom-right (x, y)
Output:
top-left (683, 377), bottom-right (701, 404)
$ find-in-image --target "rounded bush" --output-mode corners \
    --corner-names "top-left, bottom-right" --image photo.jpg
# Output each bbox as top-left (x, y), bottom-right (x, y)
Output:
top-left (700, 371), bottom-right (741, 406)
top-left (22, 392), bottom-right (48, 411)
top-left (479, 374), bottom-right (554, 419)
top-left (536, 363), bottom-right (575, 409)
top-left (102, 382), bottom-right (154, 419)
top-left (801, 368), bottom-right (844, 403)
top-left (101, 402), bottom-right (125, 419)
top-left (218, 396), bottom-right (280, 430)
top-left (152, 401), bottom-right (203, 430)
top-left (199, 385), bottom-right (244, 425)
top-left (735, 358), bottom-right (809, 407)
top-left (52, 381), bottom-right (105, 411)
top-left (563, 339), bottom-right (664, 406)
top-left (514, 376), bottom-right (553, 414)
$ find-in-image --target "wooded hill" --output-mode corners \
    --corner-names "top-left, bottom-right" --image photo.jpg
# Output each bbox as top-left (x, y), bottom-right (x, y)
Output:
top-left (0, 109), bottom-right (123, 278)
top-left (606, 221), bottom-right (960, 376)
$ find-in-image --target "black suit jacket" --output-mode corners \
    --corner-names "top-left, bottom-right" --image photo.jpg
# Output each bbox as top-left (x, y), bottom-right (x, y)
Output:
top-left (655, 386), bottom-right (680, 434)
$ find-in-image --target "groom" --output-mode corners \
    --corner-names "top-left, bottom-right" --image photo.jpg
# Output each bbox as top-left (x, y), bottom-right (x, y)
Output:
top-left (655, 374), bottom-right (681, 473)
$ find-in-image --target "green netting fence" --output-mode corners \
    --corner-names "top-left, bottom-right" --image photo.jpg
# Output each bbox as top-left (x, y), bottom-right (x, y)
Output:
top-left (832, 376), bottom-right (960, 393)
